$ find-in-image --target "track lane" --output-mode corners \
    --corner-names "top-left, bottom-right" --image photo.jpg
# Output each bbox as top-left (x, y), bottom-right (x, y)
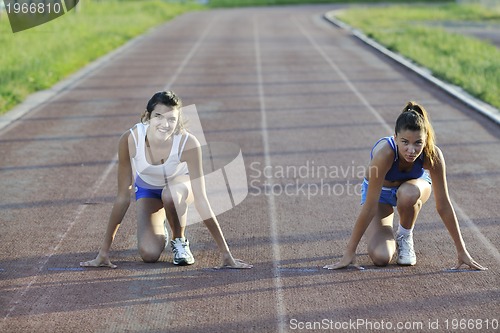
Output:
top-left (1, 5), bottom-right (499, 333)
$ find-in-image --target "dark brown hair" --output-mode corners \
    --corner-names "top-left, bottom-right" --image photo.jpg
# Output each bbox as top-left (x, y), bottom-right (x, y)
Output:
top-left (141, 91), bottom-right (185, 134)
top-left (395, 101), bottom-right (437, 166)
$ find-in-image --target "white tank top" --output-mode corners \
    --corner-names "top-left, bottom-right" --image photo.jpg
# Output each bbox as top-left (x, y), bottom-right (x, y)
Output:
top-left (129, 123), bottom-right (189, 188)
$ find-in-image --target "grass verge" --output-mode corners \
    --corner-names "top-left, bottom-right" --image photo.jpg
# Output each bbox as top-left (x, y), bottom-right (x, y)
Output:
top-left (336, 3), bottom-right (500, 109)
top-left (0, 0), bottom-right (203, 115)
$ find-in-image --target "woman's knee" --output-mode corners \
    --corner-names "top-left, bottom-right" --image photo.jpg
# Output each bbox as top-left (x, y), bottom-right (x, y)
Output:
top-left (138, 236), bottom-right (164, 263)
top-left (162, 196), bottom-right (176, 215)
top-left (368, 228), bottom-right (396, 266)
top-left (162, 184), bottom-right (188, 206)
top-left (161, 187), bottom-right (175, 206)
top-left (138, 245), bottom-right (162, 263)
top-left (369, 245), bottom-right (394, 266)
top-left (397, 184), bottom-right (422, 209)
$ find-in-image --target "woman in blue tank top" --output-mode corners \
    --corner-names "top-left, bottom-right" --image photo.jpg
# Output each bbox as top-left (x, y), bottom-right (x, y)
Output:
top-left (325, 102), bottom-right (486, 270)
top-left (80, 91), bottom-right (252, 269)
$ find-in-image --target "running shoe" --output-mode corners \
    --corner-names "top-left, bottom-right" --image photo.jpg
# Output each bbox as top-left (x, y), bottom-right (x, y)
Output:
top-left (396, 233), bottom-right (416, 266)
top-left (171, 238), bottom-right (195, 265)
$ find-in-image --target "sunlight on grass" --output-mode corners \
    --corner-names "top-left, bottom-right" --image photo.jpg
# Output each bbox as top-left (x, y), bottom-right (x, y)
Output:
top-left (337, 4), bottom-right (500, 109)
top-left (0, 0), bottom-right (203, 114)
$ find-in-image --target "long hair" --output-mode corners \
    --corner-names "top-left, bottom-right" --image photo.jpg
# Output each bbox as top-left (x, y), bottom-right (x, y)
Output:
top-left (141, 90), bottom-right (185, 134)
top-left (395, 101), bottom-right (437, 166)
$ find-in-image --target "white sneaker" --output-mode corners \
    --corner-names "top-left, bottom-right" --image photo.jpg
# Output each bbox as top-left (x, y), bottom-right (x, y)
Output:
top-left (171, 238), bottom-right (195, 266)
top-left (396, 233), bottom-right (416, 266)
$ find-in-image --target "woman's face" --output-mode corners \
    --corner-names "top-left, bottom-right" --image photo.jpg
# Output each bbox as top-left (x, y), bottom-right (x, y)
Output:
top-left (148, 104), bottom-right (179, 141)
top-left (395, 129), bottom-right (426, 163)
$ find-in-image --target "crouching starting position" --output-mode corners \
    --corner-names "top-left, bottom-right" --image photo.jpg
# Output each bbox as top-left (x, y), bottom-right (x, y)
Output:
top-left (81, 91), bottom-right (252, 269)
top-left (324, 102), bottom-right (486, 270)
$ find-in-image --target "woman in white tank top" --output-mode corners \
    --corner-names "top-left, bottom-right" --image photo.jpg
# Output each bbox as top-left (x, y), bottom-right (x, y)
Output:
top-left (80, 91), bottom-right (252, 269)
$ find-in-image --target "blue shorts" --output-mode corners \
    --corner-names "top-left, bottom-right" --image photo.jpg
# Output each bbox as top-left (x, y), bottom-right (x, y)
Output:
top-left (135, 184), bottom-right (163, 200)
top-left (360, 171), bottom-right (431, 207)
top-left (134, 176), bottom-right (164, 200)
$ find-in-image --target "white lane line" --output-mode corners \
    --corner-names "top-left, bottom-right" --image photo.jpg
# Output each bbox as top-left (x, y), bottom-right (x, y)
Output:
top-left (452, 201), bottom-right (500, 264)
top-left (254, 18), bottom-right (287, 333)
top-left (324, 11), bottom-right (500, 126)
top-left (1, 18), bottom-right (216, 325)
top-left (1, 161), bottom-right (117, 323)
top-left (164, 18), bottom-right (217, 90)
top-left (291, 17), bottom-right (391, 134)
top-left (293, 17), bottom-right (500, 264)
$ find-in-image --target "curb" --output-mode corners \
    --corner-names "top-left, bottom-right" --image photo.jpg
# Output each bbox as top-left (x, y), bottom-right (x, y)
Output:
top-left (324, 10), bottom-right (500, 126)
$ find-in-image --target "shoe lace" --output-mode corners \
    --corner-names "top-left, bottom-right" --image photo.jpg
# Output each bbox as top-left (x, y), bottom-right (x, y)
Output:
top-left (398, 235), bottom-right (415, 256)
top-left (173, 240), bottom-right (189, 257)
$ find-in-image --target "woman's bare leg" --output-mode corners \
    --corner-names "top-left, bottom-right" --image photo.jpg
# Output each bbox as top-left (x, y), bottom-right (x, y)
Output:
top-left (162, 175), bottom-right (193, 240)
top-left (397, 178), bottom-right (432, 229)
top-left (366, 203), bottom-right (396, 266)
top-left (136, 198), bottom-right (166, 263)
top-left (395, 178), bottom-right (432, 265)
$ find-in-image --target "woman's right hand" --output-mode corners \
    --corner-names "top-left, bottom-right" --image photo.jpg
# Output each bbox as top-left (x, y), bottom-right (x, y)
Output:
top-left (323, 251), bottom-right (361, 270)
top-left (80, 252), bottom-right (117, 269)
top-left (219, 252), bottom-right (253, 269)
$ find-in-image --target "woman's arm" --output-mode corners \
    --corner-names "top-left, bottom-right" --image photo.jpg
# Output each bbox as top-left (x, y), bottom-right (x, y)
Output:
top-left (182, 135), bottom-right (252, 269)
top-left (428, 147), bottom-right (486, 270)
top-left (325, 142), bottom-right (393, 269)
top-left (80, 131), bottom-right (133, 268)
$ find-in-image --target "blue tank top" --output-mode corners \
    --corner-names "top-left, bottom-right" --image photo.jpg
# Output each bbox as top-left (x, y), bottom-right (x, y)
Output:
top-left (370, 136), bottom-right (425, 182)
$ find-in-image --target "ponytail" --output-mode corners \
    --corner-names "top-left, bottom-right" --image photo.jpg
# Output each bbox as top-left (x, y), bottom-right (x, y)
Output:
top-left (395, 101), bottom-right (437, 166)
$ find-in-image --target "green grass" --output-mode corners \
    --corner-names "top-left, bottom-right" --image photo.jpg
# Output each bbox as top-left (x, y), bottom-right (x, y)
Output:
top-left (209, 0), bottom-right (450, 7)
top-left (337, 3), bottom-right (500, 109)
top-left (0, 0), bottom-right (203, 115)
top-left (2, 1), bottom-right (497, 114)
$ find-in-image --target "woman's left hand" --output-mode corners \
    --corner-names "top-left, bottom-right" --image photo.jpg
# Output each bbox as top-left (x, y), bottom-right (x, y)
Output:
top-left (453, 251), bottom-right (487, 271)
